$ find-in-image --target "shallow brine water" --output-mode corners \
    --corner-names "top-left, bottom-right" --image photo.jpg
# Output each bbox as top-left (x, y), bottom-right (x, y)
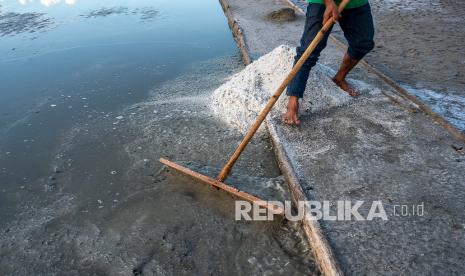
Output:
top-left (0, 0), bottom-right (317, 275)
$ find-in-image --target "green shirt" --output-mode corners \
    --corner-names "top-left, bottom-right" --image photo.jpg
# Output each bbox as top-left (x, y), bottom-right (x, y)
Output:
top-left (307, 0), bottom-right (368, 9)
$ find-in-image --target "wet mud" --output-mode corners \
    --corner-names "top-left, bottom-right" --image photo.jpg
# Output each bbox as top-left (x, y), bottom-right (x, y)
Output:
top-left (0, 55), bottom-right (318, 275)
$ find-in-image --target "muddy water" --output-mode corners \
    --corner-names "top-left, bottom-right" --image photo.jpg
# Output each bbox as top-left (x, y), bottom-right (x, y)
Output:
top-left (0, 0), bottom-right (317, 275)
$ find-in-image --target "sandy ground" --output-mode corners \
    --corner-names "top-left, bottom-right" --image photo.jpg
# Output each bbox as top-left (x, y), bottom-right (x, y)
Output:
top-left (219, 0), bottom-right (465, 274)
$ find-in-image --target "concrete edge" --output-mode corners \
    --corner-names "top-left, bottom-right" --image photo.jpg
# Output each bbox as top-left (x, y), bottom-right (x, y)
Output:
top-left (218, 0), bottom-right (252, 65)
top-left (266, 117), bottom-right (344, 276)
top-left (283, 0), bottom-right (465, 144)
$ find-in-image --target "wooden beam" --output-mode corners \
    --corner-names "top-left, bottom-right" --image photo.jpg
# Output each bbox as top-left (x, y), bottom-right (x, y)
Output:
top-left (266, 119), bottom-right (344, 276)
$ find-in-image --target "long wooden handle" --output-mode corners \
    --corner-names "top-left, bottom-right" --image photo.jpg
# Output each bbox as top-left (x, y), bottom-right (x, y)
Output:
top-left (217, 0), bottom-right (350, 182)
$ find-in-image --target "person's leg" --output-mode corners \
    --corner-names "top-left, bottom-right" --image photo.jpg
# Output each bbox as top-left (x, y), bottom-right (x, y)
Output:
top-left (334, 3), bottom-right (375, 97)
top-left (332, 53), bottom-right (360, 96)
top-left (283, 4), bottom-right (332, 125)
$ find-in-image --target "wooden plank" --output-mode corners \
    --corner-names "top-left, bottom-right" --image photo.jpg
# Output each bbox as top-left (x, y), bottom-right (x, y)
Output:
top-left (159, 158), bottom-right (285, 216)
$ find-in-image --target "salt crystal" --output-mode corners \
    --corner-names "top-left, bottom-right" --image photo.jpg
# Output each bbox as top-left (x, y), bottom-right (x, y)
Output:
top-left (209, 45), bottom-right (374, 133)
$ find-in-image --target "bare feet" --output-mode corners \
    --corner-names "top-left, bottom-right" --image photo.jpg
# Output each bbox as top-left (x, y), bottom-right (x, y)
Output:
top-left (332, 77), bottom-right (358, 97)
top-left (282, 96), bottom-right (301, 126)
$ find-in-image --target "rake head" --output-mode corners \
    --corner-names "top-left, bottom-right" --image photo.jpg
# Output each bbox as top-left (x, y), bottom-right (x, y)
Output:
top-left (159, 158), bottom-right (284, 216)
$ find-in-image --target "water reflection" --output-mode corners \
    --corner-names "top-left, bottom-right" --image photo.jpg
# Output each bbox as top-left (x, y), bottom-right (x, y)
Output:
top-left (83, 6), bottom-right (128, 18)
top-left (82, 7), bottom-right (159, 21)
top-left (0, 2), bottom-right (160, 38)
top-left (19, 0), bottom-right (76, 6)
top-left (0, 11), bottom-right (53, 36)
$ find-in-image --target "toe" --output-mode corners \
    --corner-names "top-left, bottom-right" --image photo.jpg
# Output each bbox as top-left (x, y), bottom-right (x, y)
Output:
top-left (282, 114), bottom-right (291, 125)
top-left (293, 115), bottom-right (301, 126)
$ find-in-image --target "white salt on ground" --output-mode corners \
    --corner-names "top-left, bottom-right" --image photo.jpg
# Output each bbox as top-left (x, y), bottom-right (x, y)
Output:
top-left (210, 45), bottom-right (378, 133)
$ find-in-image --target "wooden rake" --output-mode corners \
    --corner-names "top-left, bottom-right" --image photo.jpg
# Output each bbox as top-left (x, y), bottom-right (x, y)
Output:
top-left (159, 0), bottom-right (350, 216)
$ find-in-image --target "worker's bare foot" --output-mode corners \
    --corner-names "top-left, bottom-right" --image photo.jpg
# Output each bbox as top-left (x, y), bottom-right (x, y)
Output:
top-left (332, 77), bottom-right (358, 97)
top-left (282, 96), bottom-right (301, 126)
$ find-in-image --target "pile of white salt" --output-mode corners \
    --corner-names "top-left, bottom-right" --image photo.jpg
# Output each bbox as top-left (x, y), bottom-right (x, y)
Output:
top-left (210, 45), bottom-right (377, 133)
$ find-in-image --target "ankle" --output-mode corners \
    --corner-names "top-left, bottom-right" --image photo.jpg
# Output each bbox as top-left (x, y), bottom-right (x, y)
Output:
top-left (333, 75), bottom-right (345, 83)
top-left (287, 96), bottom-right (299, 111)
top-left (289, 95), bottom-right (299, 102)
